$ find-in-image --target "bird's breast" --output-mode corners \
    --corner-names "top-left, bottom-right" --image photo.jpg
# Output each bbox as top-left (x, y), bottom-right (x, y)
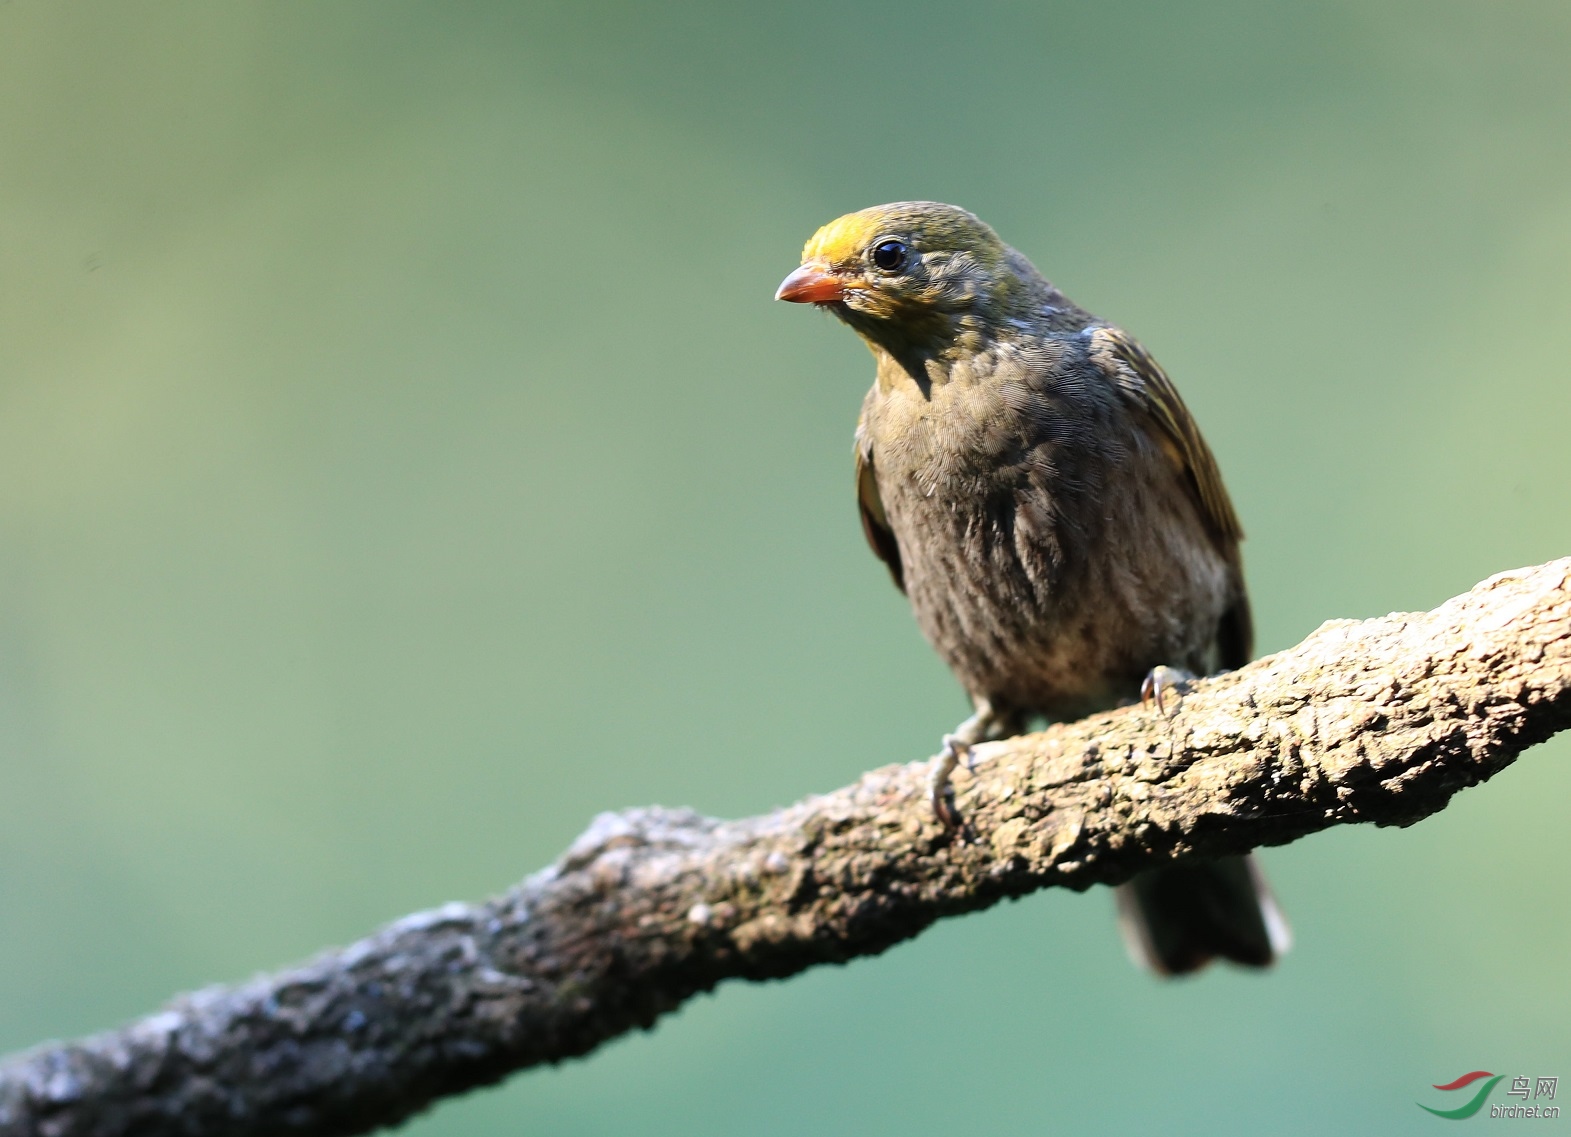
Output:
top-left (860, 345), bottom-right (1233, 718)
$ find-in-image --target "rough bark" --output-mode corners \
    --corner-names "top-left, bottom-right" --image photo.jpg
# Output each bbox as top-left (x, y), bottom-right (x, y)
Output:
top-left (2, 559), bottom-right (1569, 1137)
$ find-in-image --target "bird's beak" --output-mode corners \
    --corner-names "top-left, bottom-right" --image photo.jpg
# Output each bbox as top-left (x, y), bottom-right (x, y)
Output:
top-left (775, 262), bottom-right (845, 304)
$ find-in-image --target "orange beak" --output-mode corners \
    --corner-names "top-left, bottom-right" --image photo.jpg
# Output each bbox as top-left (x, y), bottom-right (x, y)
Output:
top-left (775, 263), bottom-right (846, 304)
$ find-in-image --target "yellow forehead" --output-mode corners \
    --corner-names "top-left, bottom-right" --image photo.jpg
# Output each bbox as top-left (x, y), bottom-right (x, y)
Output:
top-left (802, 209), bottom-right (888, 266)
top-left (798, 202), bottom-right (1001, 268)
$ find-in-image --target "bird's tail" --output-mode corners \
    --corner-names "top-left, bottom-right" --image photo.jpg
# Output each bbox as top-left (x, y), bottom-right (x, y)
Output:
top-left (1114, 853), bottom-right (1291, 976)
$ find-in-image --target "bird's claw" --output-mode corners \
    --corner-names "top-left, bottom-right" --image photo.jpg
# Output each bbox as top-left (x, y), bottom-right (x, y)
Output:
top-left (1140, 665), bottom-right (1191, 719)
top-left (930, 733), bottom-right (974, 830)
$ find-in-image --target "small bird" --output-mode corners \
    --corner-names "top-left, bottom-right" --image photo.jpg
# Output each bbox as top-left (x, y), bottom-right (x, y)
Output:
top-left (777, 201), bottom-right (1289, 975)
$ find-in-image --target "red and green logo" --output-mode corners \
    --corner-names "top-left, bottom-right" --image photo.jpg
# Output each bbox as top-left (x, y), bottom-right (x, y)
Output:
top-left (1420, 1071), bottom-right (1560, 1119)
top-left (1419, 1072), bottom-right (1504, 1119)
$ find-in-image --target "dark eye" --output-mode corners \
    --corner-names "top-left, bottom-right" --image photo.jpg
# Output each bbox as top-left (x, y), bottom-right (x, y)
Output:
top-left (870, 239), bottom-right (908, 272)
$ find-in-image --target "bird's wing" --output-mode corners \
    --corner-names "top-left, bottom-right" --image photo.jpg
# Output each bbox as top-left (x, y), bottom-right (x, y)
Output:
top-left (1089, 325), bottom-right (1253, 667)
top-left (854, 420), bottom-right (905, 593)
top-left (1088, 326), bottom-right (1244, 546)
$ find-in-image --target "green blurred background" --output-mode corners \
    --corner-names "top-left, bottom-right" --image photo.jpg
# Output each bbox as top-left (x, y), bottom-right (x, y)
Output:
top-left (1, 3), bottom-right (1567, 1133)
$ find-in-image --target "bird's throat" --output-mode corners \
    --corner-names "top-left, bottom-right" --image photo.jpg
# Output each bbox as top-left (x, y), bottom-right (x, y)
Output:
top-left (859, 314), bottom-right (996, 400)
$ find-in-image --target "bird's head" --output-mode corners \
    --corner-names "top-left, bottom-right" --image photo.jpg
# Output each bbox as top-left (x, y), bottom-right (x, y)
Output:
top-left (776, 201), bottom-right (1035, 353)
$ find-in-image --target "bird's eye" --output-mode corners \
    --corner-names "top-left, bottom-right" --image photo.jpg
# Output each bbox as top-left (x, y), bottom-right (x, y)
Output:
top-left (870, 239), bottom-right (908, 272)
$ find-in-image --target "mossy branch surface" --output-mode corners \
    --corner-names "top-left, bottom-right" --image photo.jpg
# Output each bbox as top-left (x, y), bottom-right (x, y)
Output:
top-left (3, 559), bottom-right (1569, 1137)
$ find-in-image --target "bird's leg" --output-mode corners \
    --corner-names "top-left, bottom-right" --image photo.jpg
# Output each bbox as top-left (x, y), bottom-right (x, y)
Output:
top-left (929, 736), bottom-right (969, 831)
top-left (930, 700), bottom-right (1019, 830)
top-left (1140, 665), bottom-right (1197, 719)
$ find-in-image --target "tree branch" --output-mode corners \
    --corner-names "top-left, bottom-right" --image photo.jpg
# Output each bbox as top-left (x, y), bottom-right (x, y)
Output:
top-left (3, 559), bottom-right (1569, 1137)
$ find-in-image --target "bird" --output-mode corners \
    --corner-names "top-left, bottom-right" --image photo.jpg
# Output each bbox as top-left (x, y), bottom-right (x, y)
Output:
top-left (776, 201), bottom-right (1290, 975)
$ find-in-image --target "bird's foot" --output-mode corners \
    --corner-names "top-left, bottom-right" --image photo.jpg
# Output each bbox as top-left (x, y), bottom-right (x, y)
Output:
top-left (926, 701), bottom-right (1022, 832)
top-left (1140, 665), bottom-right (1196, 719)
top-left (929, 733), bottom-right (975, 831)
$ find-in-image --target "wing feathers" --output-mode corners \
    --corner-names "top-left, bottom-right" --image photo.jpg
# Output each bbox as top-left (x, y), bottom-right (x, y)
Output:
top-left (1088, 326), bottom-right (1244, 546)
top-left (854, 426), bottom-right (905, 592)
